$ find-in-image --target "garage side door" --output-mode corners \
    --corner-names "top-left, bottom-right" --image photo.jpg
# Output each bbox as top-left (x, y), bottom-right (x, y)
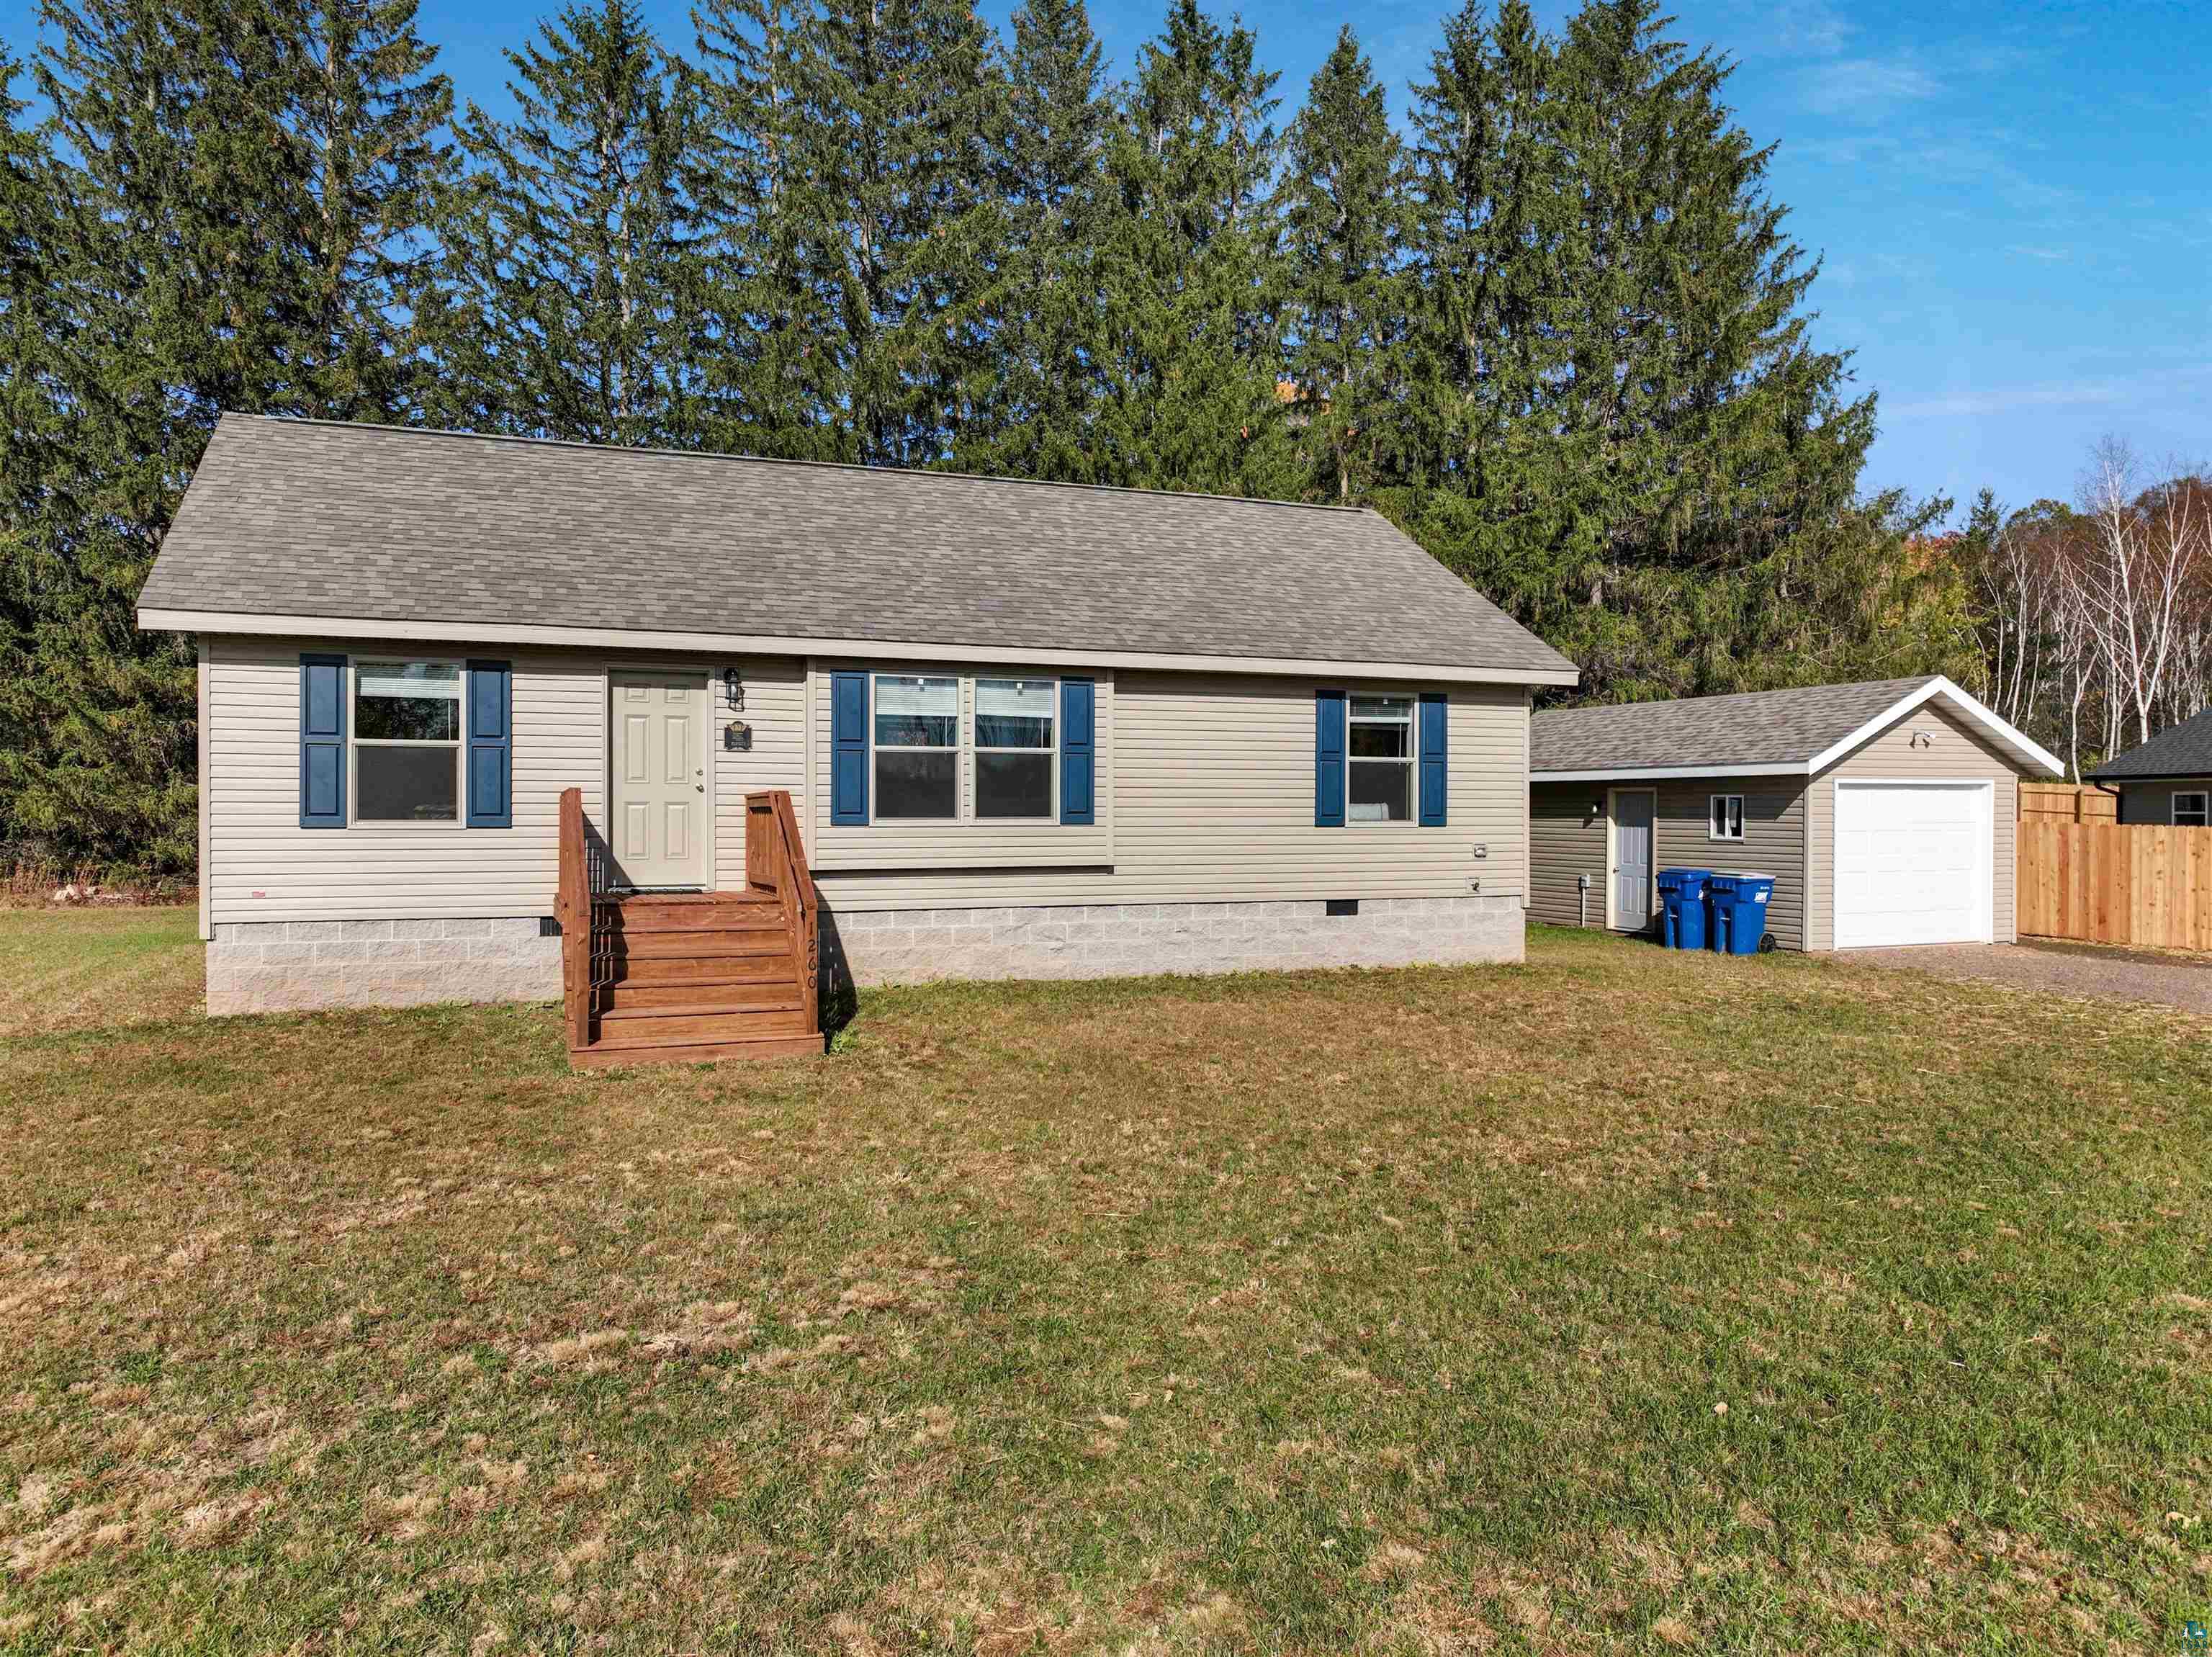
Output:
top-left (1833, 781), bottom-right (1992, 948)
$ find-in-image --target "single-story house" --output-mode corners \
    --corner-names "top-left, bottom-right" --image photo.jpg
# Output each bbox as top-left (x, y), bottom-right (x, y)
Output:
top-left (136, 414), bottom-right (1578, 1059)
top-left (1529, 675), bottom-right (2062, 951)
top-left (2088, 706), bottom-right (2212, 824)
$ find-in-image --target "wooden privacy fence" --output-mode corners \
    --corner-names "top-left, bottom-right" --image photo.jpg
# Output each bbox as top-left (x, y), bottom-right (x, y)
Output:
top-left (2018, 782), bottom-right (2118, 823)
top-left (2018, 821), bottom-right (2212, 949)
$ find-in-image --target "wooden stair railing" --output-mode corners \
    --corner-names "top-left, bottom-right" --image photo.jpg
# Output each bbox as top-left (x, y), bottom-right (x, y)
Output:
top-left (559, 786), bottom-right (822, 1069)
top-left (557, 786), bottom-right (613, 1052)
top-left (745, 789), bottom-right (821, 1039)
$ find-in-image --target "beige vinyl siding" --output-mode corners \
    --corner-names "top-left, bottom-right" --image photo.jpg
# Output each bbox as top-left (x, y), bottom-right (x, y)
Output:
top-left (204, 636), bottom-right (801, 925)
top-left (197, 637), bottom-right (212, 939)
top-left (711, 656), bottom-right (805, 890)
top-left (2112, 780), bottom-right (2210, 825)
top-left (1652, 778), bottom-right (1807, 950)
top-left (1529, 782), bottom-right (1606, 928)
top-left (807, 670), bottom-right (1524, 910)
top-left (1805, 701), bottom-right (2022, 950)
top-left (204, 636), bottom-right (1532, 924)
top-left (1519, 692), bottom-right (1532, 909)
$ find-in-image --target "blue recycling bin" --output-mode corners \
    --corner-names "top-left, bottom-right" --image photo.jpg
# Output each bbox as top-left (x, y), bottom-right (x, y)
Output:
top-left (1706, 871), bottom-right (1776, 956)
top-left (1655, 868), bottom-right (1712, 951)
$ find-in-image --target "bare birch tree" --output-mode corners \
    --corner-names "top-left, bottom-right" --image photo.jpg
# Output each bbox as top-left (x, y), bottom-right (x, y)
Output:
top-left (2077, 437), bottom-right (2206, 748)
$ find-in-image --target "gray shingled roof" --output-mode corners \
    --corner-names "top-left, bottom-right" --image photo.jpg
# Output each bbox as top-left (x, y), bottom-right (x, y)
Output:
top-left (2090, 706), bottom-right (2212, 779)
top-left (139, 415), bottom-right (1576, 678)
top-left (1532, 678), bottom-right (1941, 773)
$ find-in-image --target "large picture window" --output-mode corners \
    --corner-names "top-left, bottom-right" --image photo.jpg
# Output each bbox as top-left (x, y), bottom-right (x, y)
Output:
top-left (354, 660), bottom-right (461, 822)
top-left (1347, 694), bottom-right (1413, 823)
top-left (873, 674), bottom-right (959, 819)
top-left (975, 677), bottom-right (1056, 818)
top-left (840, 670), bottom-right (1074, 825)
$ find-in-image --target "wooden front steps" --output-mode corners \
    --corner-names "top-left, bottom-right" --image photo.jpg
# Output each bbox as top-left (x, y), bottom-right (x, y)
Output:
top-left (558, 791), bottom-right (824, 1071)
top-left (572, 892), bottom-right (822, 1068)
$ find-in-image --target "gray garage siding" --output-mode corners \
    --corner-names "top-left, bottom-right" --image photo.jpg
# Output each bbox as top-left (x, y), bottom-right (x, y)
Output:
top-left (1531, 778), bottom-right (1806, 944)
top-left (1651, 779), bottom-right (1807, 949)
top-left (1529, 783), bottom-right (1608, 928)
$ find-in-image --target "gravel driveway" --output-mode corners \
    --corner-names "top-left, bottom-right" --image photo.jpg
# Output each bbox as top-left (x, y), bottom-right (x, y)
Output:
top-left (1849, 940), bottom-right (2212, 1015)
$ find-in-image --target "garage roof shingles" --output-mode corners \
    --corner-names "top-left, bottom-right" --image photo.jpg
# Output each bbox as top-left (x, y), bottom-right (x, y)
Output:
top-left (1531, 678), bottom-right (1939, 773)
top-left (140, 415), bottom-right (1576, 677)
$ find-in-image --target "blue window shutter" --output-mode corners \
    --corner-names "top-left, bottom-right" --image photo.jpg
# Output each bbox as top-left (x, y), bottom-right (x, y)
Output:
top-left (466, 660), bottom-right (512, 828)
top-left (299, 653), bottom-right (346, 827)
top-left (1061, 678), bottom-right (1096, 825)
top-left (1315, 688), bottom-right (1346, 827)
top-left (1419, 692), bottom-right (1448, 827)
top-left (831, 670), bottom-right (868, 825)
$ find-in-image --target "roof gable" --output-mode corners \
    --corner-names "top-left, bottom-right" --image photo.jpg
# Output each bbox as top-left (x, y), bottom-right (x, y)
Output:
top-left (138, 416), bottom-right (1577, 683)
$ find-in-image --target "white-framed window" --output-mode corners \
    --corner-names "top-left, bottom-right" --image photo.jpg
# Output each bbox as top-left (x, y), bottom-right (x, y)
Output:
top-left (846, 670), bottom-right (1074, 825)
top-left (2174, 791), bottom-right (2208, 827)
top-left (872, 673), bottom-right (961, 819)
top-left (974, 676), bottom-right (1057, 819)
top-left (1347, 693), bottom-right (1415, 824)
top-left (352, 657), bottom-right (463, 825)
top-left (1708, 793), bottom-right (1745, 841)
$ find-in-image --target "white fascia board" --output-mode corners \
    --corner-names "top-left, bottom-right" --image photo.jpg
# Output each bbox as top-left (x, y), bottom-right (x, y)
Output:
top-left (138, 607), bottom-right (1582, 688)
top-left (1804, 675), bottom-right (2065, 779)
top-left (1532, 763), bottom-right (1809, 783)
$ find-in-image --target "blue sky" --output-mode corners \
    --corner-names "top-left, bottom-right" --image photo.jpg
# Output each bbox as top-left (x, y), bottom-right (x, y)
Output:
top-left (7, 0), bottom-right (2205, 518)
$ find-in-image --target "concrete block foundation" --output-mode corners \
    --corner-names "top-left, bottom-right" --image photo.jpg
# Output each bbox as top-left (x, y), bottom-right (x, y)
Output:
top-left (822, 893), bottom-right (1524, 988)
top-left (204, 895), bottom-right (1524, 1014)
top-left (206, 916), bottom-right (561, 1014)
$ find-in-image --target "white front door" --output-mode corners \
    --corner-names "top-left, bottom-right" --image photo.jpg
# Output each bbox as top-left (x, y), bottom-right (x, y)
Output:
top-left (609, 671), bottom-right (708, 889)
top-left (1833, 781), bottom-right (1992, 947)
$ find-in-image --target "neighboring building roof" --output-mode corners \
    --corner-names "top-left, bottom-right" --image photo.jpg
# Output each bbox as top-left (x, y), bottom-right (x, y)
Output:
top-left (1531, 675), bottom-right (2064, 781)
top-left (2088, 706), bottom-right (2212, 780)
top-left (138, 415), bottom-right (1578, 685)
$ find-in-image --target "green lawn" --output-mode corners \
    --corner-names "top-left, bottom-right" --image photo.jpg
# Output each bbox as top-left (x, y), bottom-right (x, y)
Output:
top-left (0, 910), bottom-right (2206, 1653)
top-left (0, 904), bottom-right (202, 1038)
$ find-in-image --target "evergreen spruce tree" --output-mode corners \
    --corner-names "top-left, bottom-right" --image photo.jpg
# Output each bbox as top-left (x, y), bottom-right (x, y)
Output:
top-left (1274, 25), bottom-right (1403, 503)
top-left (1387, 0), bottom-right (1576, 600)
top-left (0, 47), bottom-right (66, 855)
top-left (0, 48), bottom-right (58, 506)
top-left (962, 0), bottom-right (1112, 480)
top-left (690, 0), bottom-right (842, 457)
top-left (1, 0), bottom-right (451, 874)
top-left (1089, 0), bottom-right (1296, 495)
top-left (1542, 0), bottom-right (1871, 696)
top-left (1386, 0), bottom-right (1883, 701)
top-left (795, 0), bottom-right (1010, 467)
top-left (433, 0), bottom-right (707, 446)
top-left (291, 0), bottom-right (455, 420)
top-left (6, 0), bottom-right (322, 874)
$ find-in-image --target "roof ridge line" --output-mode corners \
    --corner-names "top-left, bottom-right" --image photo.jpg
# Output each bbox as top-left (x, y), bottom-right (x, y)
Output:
top-left (239, 413), bottom-right (1381, 516)
top-left (1532, 675), bottom-right (1936, 717)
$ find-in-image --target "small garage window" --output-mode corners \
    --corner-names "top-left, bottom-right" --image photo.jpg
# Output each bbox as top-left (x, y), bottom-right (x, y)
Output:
top-left (1708, 794), bottom-right (1745, 841)
top-left (2174, 791), bottom-right (2208, 827)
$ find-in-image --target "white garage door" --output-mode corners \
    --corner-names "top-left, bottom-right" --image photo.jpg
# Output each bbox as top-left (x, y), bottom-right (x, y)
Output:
top-left (1834, 781), bottom-right (1993, 948)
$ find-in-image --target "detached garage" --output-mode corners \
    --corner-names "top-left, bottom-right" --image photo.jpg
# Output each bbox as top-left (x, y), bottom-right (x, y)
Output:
top-left (1529, 676), bottom-right (2062, 951)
